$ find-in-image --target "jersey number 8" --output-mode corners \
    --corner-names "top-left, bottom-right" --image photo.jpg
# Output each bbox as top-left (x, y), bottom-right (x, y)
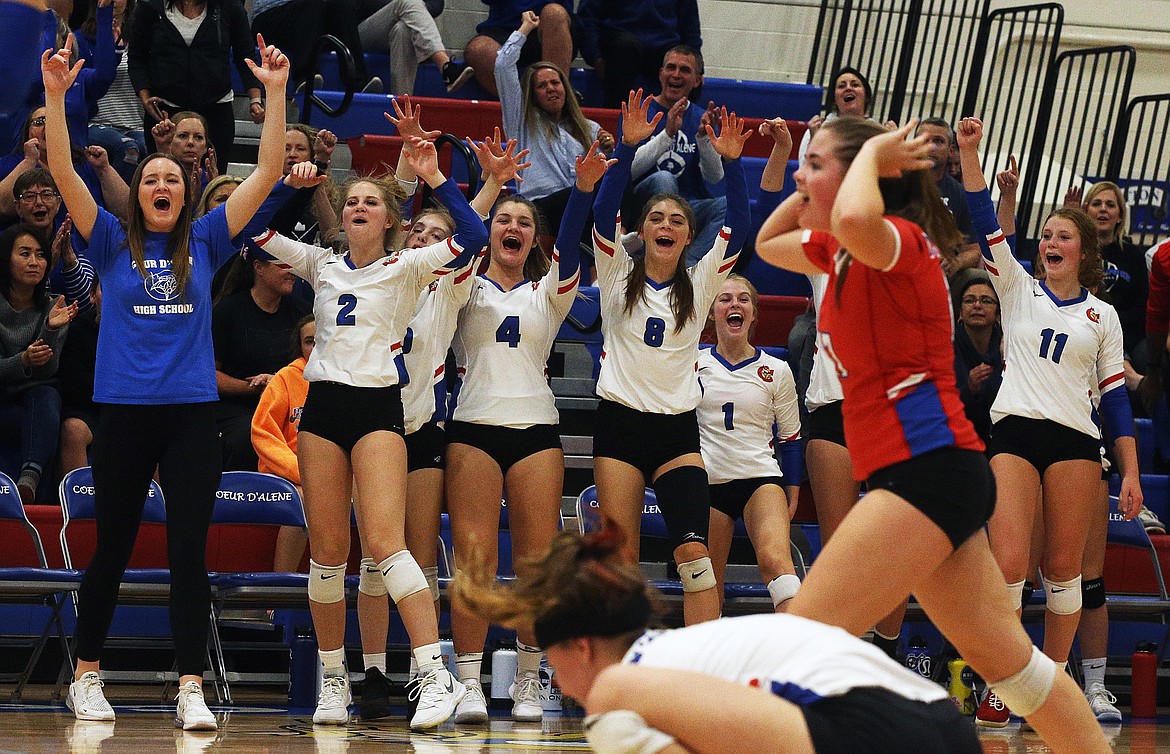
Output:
top-left (643, 317), bottom-right (666, 347)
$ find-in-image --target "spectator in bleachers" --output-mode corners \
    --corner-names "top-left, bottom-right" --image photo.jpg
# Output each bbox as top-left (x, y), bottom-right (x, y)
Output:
top-left (357, 0), bottom-right (472, 96)
top-left (444, 140), bottom-right (607, 725)
top-left (251, 0), bottom-right (382, 94)
top-left (196, 174), bottom-right (241, 217)
top-left (462, 0), bottom-right (572, 99)
top-left (957, 117), bottom-right (1142, 727)
top-left (266, 124), bottom-right (339, 246)
top-left (57, 281), bottom-right (100, 476)
top-left (496, 11), bottom-right (611, 243)
top-left (1, 107), bottom-right (129, 221)
top-left (918, 117), bottom-right (980, 292)
top-left (83, 0), bottom-right (148, 184)
top-left (1066, 181), bottom-right (1149, 370)
top-left (7, 170), bottom-right (98, 312)
top-left (250, 312), bottom-right (313, 571)
top-left (149, 111), bottom-right (217, 205)
top-left (952, 276), bottom-right (1002, 446)
top-left (127, 0), bottom-right (262, 173)
top-left (575, 0), bottom-right (701, 109)
top-left (697, 274), bottom-right (803, 612)
top-left (625, 45), bottom-right (727, 266)
top-left (0, 223), bottom-right (78, 503)
top-left (211, 247), bottom-right (310, 471)
top-left (0, 0), bottom-right (52, 115)
top-left (589, 91), bottom-right (749, 628)
top-left (797, 66), bottom-right (874, 165)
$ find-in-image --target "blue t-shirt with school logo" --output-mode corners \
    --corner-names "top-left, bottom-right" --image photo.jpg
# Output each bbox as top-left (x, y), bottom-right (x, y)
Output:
top-left (88, 206), bottom-right (237, 404)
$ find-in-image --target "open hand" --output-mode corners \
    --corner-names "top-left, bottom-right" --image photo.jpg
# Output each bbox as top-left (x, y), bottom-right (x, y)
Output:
top-left (21, 339), bottom-right (53, 369)
top-left (47, 296), bottom-right (78, 329)
top-left (470, 128), bottom-right (530, 184)
top-left (404, 136), bottom-right (442, 184)
top-left (574, 141), bottom-right (616, 191)
top-left (620, 88), bottom-right (664, 147)
top-left (384, 94), bottom-right (441, 142)
top-left (864, 120), bottom-right (933, 178)
top-left (1063, 183), bottom-right (1084, 209)
top-left (665, 97), bottom-right (687, 137)
top-left (52, 216), bottom-right (74, 268)
top-left (707, 108), bottom-right (750, 160)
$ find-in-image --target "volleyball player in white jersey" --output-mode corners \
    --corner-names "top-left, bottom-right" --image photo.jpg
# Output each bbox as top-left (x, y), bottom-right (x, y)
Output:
top-left (696, 274), bottom-right (802, 611)
top-left (251, 140), bottom-right (487, 729)
top-left (592, 90), bottom-right (747, 626)
top-left (444, 141), bottom-right (612, 724)
top-left (352, 107), bottom-right (529, 718)
top-left (956, 118), bottom-right (1143, 724)
top-left (451, 524), bottom-right (982, 754)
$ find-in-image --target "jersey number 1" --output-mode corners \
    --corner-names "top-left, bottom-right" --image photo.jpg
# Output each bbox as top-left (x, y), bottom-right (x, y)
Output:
top-left (1038, 328), bottom-right (1068, 364)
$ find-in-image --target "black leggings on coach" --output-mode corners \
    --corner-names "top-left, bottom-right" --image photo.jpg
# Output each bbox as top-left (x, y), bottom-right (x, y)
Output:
top-left (74, 403), bottom-right (222, 676)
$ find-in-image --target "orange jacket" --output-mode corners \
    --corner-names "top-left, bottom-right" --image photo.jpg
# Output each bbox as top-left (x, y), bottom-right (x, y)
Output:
top-left (251, 357), bottom-right (308, 485)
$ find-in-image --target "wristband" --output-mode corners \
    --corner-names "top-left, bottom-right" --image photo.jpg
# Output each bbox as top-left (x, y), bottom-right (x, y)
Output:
top-left (250, 98), bottom-right (263, 107)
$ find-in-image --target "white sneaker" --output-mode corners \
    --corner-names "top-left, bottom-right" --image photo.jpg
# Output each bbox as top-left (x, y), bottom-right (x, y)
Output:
top-left (509, 672), bottom-right (543, 722)
top-left (410, 667), bottom-right (466, 729)
top-left (174, 681), bottom-right (218, 730)
top-left (67, 672), bottom-right (115, 721)
top-left (1139, 506), bottom-right (1166, 535)
top-left (314, 675), bottom-right (352, 725)
top-left (1085, 684), bottom-right (1123, 723)
top-left (453, 680), bottom-right (489, 724)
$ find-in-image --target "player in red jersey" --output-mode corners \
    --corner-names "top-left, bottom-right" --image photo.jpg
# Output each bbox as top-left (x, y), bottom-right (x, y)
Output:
top-left (755, 116), bottom-right (1109, 753)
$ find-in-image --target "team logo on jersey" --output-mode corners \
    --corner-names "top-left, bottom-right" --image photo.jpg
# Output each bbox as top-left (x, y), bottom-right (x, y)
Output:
top-left (427, 281), bottom-right (439, 293)
top-left (383, 255), bottom-right (399, 266)
top-left (1086, 307), bottom-right (1100, 323)
top-left (145, 270), bottom-right (180, 301)
top-left (291, 406), bottom-right (303, 424)
top-left (758, 365), bottom-right (774, 382)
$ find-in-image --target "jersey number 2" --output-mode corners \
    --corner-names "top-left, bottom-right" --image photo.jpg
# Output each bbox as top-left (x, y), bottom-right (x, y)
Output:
top-left (336, 294), bottom-right (357, 326)
top-left (1038, 328), bottom-right (1069, 364)
top-left (496, 315), bottom-right (521, 348)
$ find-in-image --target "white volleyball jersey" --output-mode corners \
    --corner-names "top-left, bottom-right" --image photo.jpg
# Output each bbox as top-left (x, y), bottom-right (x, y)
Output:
top-left (401, 257), bottom-right (480, 434)
top-left (254, 231), bottom-right (470, 388)
top-left (697, 348), bottom-right (801, 484)
top-left (624, 614), bottom-right (948, 705)
top-left (449, 246), bottom-right (580, 428)
top-left (805, 273), bottom-right (845, 411)
top-left (593, 225), bottom-right (739, 414)
top-left (983, 228), bottom-right (1125, 438)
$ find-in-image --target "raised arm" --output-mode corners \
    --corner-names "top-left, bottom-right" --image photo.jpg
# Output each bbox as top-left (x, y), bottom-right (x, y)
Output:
top-left (494, 12), bottom-right (537, 139)
top-left (224, 35), bottom-right (289, 239)
top-left (705, 108), bottom-right (751, 255)
top-left (42, 35), bottom-right (98, 240)
top-left (594, 89), bottom-right (662, 244)
top-left (995, 154), bottom-right (1019, 240)
top-left (84, 145), bottom-right (129, 219)
top-left (468, 128), bottom-right (531, 218)
top-left (405, 137), bottom-right (488, 267)
top-left (830, 121), bottom-right (932, 270)
top-left (552, 141), bottom-right (613, 288)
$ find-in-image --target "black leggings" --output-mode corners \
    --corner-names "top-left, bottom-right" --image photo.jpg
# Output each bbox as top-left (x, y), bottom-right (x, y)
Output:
top-left (74, 402), bottom-right (222, 676)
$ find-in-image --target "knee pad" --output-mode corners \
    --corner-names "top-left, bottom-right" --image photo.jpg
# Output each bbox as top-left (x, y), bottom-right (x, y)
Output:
top-left (308, 560), bottom-right (347, 604)
top-left (377, 550), bottom-right (430, 603)
top-left (989, 645), bottom-right (1057, 718)
top-left (1044, 575), bottom-right (1082, 615)
top-left (767, 574), bottom-right (800, 608)
top-left (584, 710), bottom-right (676, 754)
top-left (422, 565), bottom-right (439, 602)
top-left (677, 556), bottom-right (717, 593)
top-left (358, 557), bottom-right (387, 597)
top-left (1006, 580), bottom-right (1026, 610)
top-left (1082, 576), bottom-right (1106, 610)
top-left (652, 465), bottom-right (711, 550)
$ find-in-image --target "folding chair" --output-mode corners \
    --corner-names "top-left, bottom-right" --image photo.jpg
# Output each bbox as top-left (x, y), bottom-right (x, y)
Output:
top-left (0, 472), bottom-right (79, 699)
top-left (1105, 495), bottom-right (1170, 621)
top-left (58, 467), bottom-right (226, 701)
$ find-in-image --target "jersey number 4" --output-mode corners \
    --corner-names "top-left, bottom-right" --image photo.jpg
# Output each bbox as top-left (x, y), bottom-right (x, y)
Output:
top-left (336, 294), bottom-right (357, 326)
top-left (1038, 328), bottom-right (1069, 364)
top-left (496, 315), bottom-right (522, 348)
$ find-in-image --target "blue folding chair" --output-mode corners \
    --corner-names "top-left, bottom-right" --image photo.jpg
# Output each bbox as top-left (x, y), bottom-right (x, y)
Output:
top-left (1106, 495), bottom-right (1170, 617)
top-left (0, 471), bottom-right (79, 699)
